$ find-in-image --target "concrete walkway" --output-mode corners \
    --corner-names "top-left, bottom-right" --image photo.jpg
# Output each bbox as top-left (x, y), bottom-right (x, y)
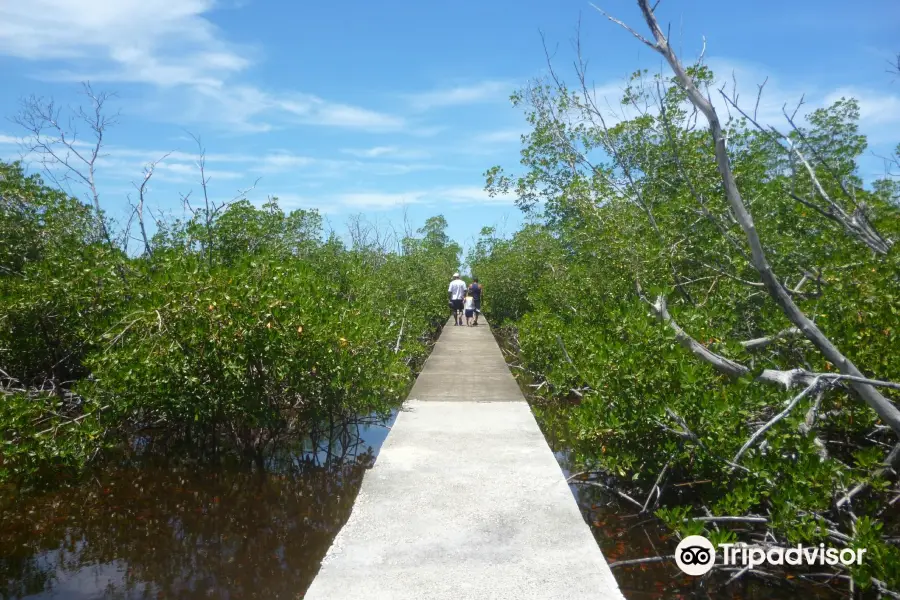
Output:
top-left (304, 318), bottom-right (623, 600)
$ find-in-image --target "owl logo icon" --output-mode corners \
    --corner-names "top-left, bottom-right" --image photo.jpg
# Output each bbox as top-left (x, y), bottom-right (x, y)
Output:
top-left (675, 535), bottom-right (716, 575)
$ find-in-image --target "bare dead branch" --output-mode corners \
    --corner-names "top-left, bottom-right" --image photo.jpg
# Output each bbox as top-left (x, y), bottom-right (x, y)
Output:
top-left (604, 0), bottom-right (900, 437)
top-left (649, 295), bottom-right (750, 377)
top-left (641, 455), bottom-right (672, 513)
top-left (572, 478), bottom-right (645, 510)
top-left (798, 387), bottom-right (829, 460)
top-left (589, 3), bottom-right (657, 49)
top-left (758, 368), bottom-right (900, 392)
top-left (740, 327), bottom-right (802, 351)
top-left (131, 152), bottom-right (171, 257)
top-left (13, 83), bottom-right (119, 243)
top-left (608, 555), bottom-right (674, 568)
top-left (732, 376), bottom-right (825, 468)
top-left (837, 443), bottom-right (900, 509)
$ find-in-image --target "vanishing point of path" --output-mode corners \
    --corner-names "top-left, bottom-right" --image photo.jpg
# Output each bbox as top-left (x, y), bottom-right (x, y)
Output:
top-left (305, 318), bottom-right (624, 599)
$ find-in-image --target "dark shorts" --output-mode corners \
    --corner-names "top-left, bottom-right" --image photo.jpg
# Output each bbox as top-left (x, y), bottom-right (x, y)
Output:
top-left (465, 309), bottom-right (474, 317)
top-left (473, 297), bottom-right (481, 311)
top-left (451, 299), bottom-right (464, 311)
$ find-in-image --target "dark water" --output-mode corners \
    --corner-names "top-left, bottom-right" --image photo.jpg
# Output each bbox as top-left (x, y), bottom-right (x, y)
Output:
top-left (548, 442), bottom-right (846, 599)
top-left (1, 392), bottom-right (856, 600)
top-left (534, 403), bottom-right (851, 600)
top-left (0, 413), bottom-right (396, 600)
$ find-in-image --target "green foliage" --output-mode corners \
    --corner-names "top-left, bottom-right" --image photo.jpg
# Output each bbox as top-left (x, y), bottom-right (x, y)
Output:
top-left (0, 391), bottom-right (107, 484)
top-left (475, 66), bottom-right (900, 587)
top-left (1, 162), bottom-right (126, 387)
top-left (1, 161), bottom-right (458, 486)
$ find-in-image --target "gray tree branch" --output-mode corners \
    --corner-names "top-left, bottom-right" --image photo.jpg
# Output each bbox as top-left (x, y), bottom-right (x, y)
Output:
top-left (602, 0), bottom-right (900, 437)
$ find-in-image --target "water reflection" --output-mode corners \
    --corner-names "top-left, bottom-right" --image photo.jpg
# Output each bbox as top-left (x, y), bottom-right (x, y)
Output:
top-left (546, 424), bottom-right (846, 599)
top-left (0, 412), bottom-right (396, 600)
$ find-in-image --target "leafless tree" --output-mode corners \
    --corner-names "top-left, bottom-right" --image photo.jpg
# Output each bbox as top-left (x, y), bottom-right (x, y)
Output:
top-left (12, 82), bottom-right (119, 242)
top-left (346, 213), bottom-right (398, 259)
top-left (129, 152), bottom-right (171, 257)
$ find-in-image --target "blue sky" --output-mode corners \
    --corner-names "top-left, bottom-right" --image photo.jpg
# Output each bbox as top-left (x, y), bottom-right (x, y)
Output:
top-left (1, 0), bottom-right (898, 256)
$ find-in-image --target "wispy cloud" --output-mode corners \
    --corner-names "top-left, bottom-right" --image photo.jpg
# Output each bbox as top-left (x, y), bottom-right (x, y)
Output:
top-left (0, 135), bottom-right (452, 186)
top-left (0, 0), bottom-right (250, 86)
top-left (246, 185), bottom-right (515, 213)
top-left (152, 161), bottom-right (244, 182)
top-left (260, 192), bottom-right (341, 215)
top-left (273, 96), bottom-right (405, 131)
top-left (341, 146), bottom-right (431, 160)
top-left (437, 185), bottom-right (516, 205)
top-left (335, 191), bottom-right (426, 209)
top-left (0, 0), bottom-right (406, 133)
top-left (329, 185), bottom-right (515, 211)
top-left (470, 128), bottom-right (526, 145)
top-left (250, 152), bottom-right (446, 177)
top-left (405, 80), bottom-right (515, 111)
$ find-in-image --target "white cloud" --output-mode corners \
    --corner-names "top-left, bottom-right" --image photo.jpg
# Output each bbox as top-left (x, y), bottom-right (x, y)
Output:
top-left (329, 185), bottom-right (516, 211)
top-left (471, 129), bottom-right (526, 145)
top-left (406, 80), bottom-right (515, 111)
top-left (310, 104), bottom-right (404, 131)
top-left (341, 146), bottom-right (430, 160)
top-left (336, 191), bottom-right (426, 209)
top-left (153, 161), bottom-right (243, 182)
top-left (272, 96), bottom-right (405, 131)
top-left (102, 147), bottom-right (254, 164)
top-left (407, 125), bottom-right (449, 138)
top-left (0, 0), bottom-right (247, 86)
top-left (254, 154), bottom-right (320, 172)
top-left (250, 152), bottom-right (446, 177)
top-left (343, 146), bottom-right (397, 158)
top-left (2, 137), bottom-right (448, 184)
top-left (0, 0), bottom-right (405, 133)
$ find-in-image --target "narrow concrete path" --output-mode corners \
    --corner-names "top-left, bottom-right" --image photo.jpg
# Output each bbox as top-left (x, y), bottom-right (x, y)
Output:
top-left (304, 318), bottom-right (623, 600)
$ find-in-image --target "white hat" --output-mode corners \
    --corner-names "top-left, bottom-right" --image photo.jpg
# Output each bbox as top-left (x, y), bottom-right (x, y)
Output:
top-left (453, 272), bottom-right (460, 278)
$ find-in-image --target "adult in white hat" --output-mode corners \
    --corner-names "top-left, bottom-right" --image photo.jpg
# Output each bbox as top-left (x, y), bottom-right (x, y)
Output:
top-left (447, 272), bottom-right (467, 326)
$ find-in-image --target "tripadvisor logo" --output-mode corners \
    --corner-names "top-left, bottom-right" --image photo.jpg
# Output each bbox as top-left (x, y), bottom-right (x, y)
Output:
top-left (675, 536), bottom-right (716, 575)
top-left (674, 535), bottom-right (868, 576)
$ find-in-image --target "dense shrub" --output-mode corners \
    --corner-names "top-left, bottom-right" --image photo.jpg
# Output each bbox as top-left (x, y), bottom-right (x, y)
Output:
top-left (1, 162), bottom-right (458, 485)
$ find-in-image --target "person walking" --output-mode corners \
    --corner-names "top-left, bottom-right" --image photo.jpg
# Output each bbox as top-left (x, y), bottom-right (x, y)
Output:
top-left (468, 277), bottom-right (483, 326)
top-left (463, 291), bottom-right (476, 326)
top-left (448, 272), bottom-right (467, 326)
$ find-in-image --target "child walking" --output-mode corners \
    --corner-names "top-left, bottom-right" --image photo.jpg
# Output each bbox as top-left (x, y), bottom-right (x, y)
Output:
top-left (463, 291), bottom-right (476, 326)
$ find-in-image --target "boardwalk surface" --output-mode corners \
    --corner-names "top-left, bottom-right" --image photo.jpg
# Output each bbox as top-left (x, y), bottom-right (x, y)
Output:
top-left (304, 318), bottom-right (623, 600)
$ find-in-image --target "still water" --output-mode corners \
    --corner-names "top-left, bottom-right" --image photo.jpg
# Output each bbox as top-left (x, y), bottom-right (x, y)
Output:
top-left (2, 405), bottom-right (850, 600)
top-left (0, 415), bottom-right (395, 600)
top-left (550, 441), bottom-right (847, 599)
